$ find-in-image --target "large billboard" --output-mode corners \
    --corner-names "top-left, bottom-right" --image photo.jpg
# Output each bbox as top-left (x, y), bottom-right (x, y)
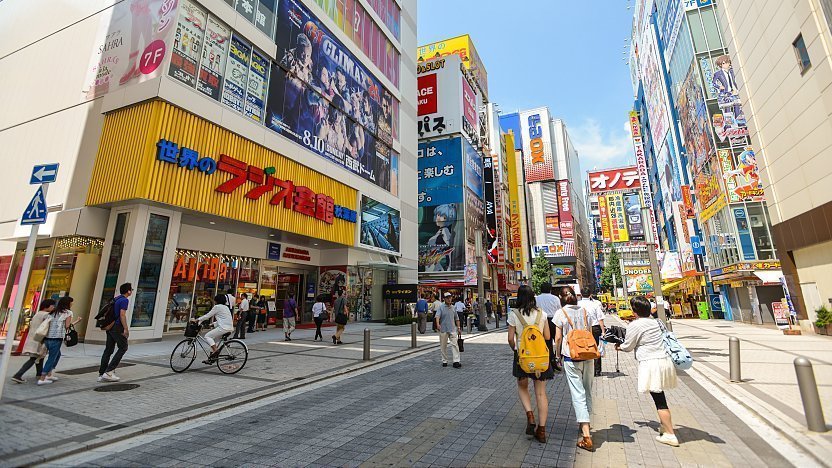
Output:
top-left (606, 193), bottom-right (630, 243)
top-left (416, 56), bottom-right (481, 145)
top-left (719, 148), bottom-right (764, 202)
top-left (360, 196), bottom-right (400, 253)
top-left (623, 192), bottom-right (645, 241)
top-left (266, 0), bottom-right (393, 191)
top-left (519, 109), bottom-right (555, 183)
top-left (556, 180), bottom-right (574, 240)
top-left (677, 62), bottom-right (714, 172)
top-left (418, 137), bottom-right (464, 206)
top-left (417, 34), bottom-right (489, 100)
top-left (463, 138), bottom-right (484, 199)
top-left (483, 156), bottom-right (498, 264)
top-left (418, 138), bottom-right (464, 273)
top-left (588, 166), bottom-right (641, 193)
top-left (638, 27), bottom-right (672, 155)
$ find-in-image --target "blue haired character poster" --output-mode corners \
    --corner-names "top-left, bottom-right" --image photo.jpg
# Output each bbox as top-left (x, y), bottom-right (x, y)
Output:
top-left (419, 203), bottom-right (465, 272)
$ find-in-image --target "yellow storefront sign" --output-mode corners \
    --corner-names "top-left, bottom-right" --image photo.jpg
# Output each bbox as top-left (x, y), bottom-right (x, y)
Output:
top-left (699, 194), bottom-right (727, 223)
top-left (87, 101), bottom-right (357, 245)
top-left (417, 34), bottom-right (489, 99)
top-left (505, 132), bottom-right (525, 272)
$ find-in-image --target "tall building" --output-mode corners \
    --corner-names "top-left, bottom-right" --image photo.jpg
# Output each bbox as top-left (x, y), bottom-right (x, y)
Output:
top-left (500, 108), bottom-right (593, 291)
top-left (717, 0), bottom-right (832, 328)
top-left (0, 0), bottom-right (417, 342)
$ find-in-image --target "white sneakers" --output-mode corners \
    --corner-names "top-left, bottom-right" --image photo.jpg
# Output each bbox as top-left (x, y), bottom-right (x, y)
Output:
top-left (656, 433), bottom-right (680, 447)
top-left (36, 379), bottom-right (53, 385)
top-left (97, 371), bottom-right (121, 383)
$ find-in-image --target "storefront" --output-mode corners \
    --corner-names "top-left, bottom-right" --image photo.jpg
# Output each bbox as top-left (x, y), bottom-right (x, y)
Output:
top-left (710, 261), bottom-right (784, 324)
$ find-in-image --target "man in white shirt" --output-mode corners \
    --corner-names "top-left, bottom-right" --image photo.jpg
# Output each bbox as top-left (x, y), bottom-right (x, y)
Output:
top-left (536, 282), bottom-right (561, 367)
top-left (578, 292), bottom-right (606, 376)
top-left (234, 293), bottom-right (249, 340)
top-left (454, 298), bottom-right (466, 331)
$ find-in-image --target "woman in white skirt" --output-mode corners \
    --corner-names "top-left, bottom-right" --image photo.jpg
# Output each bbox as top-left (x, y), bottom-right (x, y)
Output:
top-left (616, 295), bottom-right (679, 447)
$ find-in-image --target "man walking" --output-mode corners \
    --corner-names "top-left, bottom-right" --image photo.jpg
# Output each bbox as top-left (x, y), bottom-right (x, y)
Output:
top-left (430, 293), bottom-right (441, 332)
top-left (454, 296), bottom-right (466, 331)
top-left (485, 297), bottom-right (494, 325)
top-left (579, 292), bottom-right (606, 376)
top-left (536, 282), bottom-right (562, 369)
top-left (415, 294), bottom-right (429, 334)
top-left (98, 283), bottom-right (132, 382)
top-left (435, 292), bottom-right (461, 368)
top-left (283, 292), bottom-right (298, 341)
top-left (233, 292), bottom-right (248, 339)
top-left (245, 293), bottom-right (257, 334)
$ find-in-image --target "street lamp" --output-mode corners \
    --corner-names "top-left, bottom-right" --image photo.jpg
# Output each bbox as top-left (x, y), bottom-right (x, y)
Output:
top-left (642, 206), bottom-right (670, 330)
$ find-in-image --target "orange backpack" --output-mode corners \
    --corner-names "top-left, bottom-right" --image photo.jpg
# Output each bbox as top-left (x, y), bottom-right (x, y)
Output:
top-left (563, 308), bottom-right (600, 361)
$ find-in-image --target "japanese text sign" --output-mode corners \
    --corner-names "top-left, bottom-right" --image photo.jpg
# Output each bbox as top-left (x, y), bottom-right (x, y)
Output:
top-left (588, 166), bottom-right (641, 193)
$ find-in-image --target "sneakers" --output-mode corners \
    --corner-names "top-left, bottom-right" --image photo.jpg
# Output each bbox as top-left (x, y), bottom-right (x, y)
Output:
top-left (11, 376), bottom-right (25, 384)
top-left (46, 373), bottom-right (59, 381)
top-left (656, 433), bottom-right (680, 447)
top-left (37, 379), bottom-right (53, 386)
top-left (452, 362), bottom-right (461, 368)
top-left (442, 362), bottom-right (448, 367)
top-left (98, 372), bottom-right (120, 383)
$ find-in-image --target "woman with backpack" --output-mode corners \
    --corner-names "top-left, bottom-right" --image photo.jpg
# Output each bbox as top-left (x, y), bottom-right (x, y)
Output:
top-left (507, 285), bottom-right (553, 443)
top-left (10, 299), bottom-right (55, 384)
top-left (553, 286), bottom-right (599, 452)
top-left (616, 295), bottom-right (679, 447)
top-left (39, 296), bottom-right (76, 385)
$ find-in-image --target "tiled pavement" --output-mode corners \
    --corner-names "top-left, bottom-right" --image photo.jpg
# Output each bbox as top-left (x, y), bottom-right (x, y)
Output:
top-left (39, 322), bottom-right (795, 468)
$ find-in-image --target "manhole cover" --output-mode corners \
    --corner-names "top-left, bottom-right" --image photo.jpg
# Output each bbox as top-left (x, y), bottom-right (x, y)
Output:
top-left (94, 383), bottom-right (140, 392)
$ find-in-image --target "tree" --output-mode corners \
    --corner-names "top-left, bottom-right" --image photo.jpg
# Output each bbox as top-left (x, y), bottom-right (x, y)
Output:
top-left (599, 247), bottom-right (623, 293)
top-left (531, 252), bottom-right (552, 294)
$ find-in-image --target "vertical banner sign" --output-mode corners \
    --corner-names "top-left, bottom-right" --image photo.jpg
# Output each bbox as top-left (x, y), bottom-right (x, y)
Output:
top-left (681, 185), bottom-right (696, 218)
top-left (606, 193), bottom-right (630, 243)
top-left (197, 16), bottom-right (231, 100)
top-left (461, 76), bottom-right (479, 146)
top-left (222, 34), bottom-right (250, 113)
top-left (630, 111), bottom-right (659, 245)
top-left (519, 109), bottom-right (555, 182)
top-left (505, 134), bottom-right (525, 272)
top-left (598, 194), bottom-right (612, 243)
top-left (245, 49), bottom-right (269, 122)
top-left (169, 0), bottom-right (207, 88)
top-left (556, 180), bottom-right (574, 240)
top-left (733, 207), bottom-right (756, 260)
top-left (623, 192), bottom-right (645, 240)
top-left (417, 73), bottom-right (438, 115)
top-left (483, 156), bottom-right (498, 264)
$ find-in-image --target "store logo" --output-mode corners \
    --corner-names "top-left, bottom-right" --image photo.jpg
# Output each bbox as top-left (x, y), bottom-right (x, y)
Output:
top-left (527, 114), bottom-right (544, 164)
top-left (417, 74), bottom-right (437, 116)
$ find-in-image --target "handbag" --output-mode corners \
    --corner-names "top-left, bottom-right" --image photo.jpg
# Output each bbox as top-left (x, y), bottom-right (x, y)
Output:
top-left (656, 319), bottom-right (693, 370)
top-left (65, 324), bottom-right (79, 347)
top-left (457, 335), bottom-right (465, 352)
top-left (33, 316), bottom-right (53, 342)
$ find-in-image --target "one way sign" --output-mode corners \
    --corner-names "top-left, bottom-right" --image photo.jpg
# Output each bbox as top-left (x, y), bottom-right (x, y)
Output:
top-left (21, 187), bottom-right (47, 225)
top-left (30, 163), bottom-right (59, 184)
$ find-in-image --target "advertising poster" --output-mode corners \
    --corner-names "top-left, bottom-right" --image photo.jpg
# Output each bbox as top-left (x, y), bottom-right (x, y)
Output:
top-left (483, 156), bottom-right (498, 264)
top-left (711, 54), bottom-right (747, 141)
top-left (463, 139), bottom-right (484, 199)
top-left (465, 188), bottom-right (485, 266)
top-left (244, 49), bottom-right (269, 122)
top-left (598, 194), bottom-right (612, 243)
top-left (681, 185), bottom-right (696, 218)
top-left (319, 266), bottom-right (347, 299)
top-left (419, 203), bottom-right (465, 272)
top-left (552, 265), bottom-right (574, 279)
top-left (722, 147), bottom-right (765, 201)
top-left (606, 193), bottom-right (630, 243)
top-left (638, 27), bottom-right (671, 154)
top-left (360, 196), bottom-right (400, 253)
top-left (417, 73), bottom-right (438, 115)
top-left (221, 34), bottom-right (250, 113)
top-left (519, 108), bottom-right (555, 183)
top-left (546, 214), bottom-right (560, 233)
top-left (659, 251), bottom-right (683, 280)
top-left (197, 16), bottom-right (230, 100)
top-left (677, 62), bottom-right (714, 171)
top-left (772, 302), bottom-right (790, 329)
top-left (169, 0), bottom-right (207, 88)
top-left (82, 0), bottom-right (179, 100)
top-left (390, 149), bottom-right (399, 197)
top-left (416, 56), bottom-right (463, 139)
top-left (461, 76), bottom-right (480, 146)
top-left (417, 34), bottom-right (489, 100)
top-left (733, 207), bottom-right (756, 260)
top-left (588, 166), bottom-right (641, 193)
top-left (717, 149), bottom-right (740, 203)
top-left (626, 273), bottom-right (654, 293)
top-left (418, 137), bottom-right (464, 206)
top-left (556, 180), bottom-right (574, 240)
top-left (623, 192), bottom-right (645, 241)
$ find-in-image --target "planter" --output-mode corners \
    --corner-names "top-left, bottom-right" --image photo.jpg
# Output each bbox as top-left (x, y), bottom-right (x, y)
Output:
top-left (814, 324), bottom-right (828, 335)
top-left (783, 329), bottom-right (802, 335)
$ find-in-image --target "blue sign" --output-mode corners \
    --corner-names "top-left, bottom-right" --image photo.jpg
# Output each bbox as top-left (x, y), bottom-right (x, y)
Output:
top-left (21, 186), bottom-right (47, 225)
top-left (463, 138), bottom-right (484, 200)
top-left (709, 294), bottom-right (723, 313)
top-left (690, 235), bottom-right (704, 255)
top-left (418, 137), bottom-right (464, 206)
top-left (30, 163), bottom-right (59, 184)
top-left (733, 208), bottom-right (756, 260)
top-left (267, 242), bottom-right (281, 260)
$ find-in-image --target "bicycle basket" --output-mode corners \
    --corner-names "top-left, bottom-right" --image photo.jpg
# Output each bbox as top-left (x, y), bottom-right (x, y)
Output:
top-left (184, 322), bottom-right (201, 338)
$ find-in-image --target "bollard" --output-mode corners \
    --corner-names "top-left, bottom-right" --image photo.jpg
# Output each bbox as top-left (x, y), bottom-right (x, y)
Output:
top-left (467, 316), bottom-right (473, 334)
top-left (363, 328), bottom-right (371, 361)
top-left (729, 337), bottom-right (741, 382)
top-left (794, 357), bottom-right (828, 432)
top-left (411, 322), bottom-right (417, 348)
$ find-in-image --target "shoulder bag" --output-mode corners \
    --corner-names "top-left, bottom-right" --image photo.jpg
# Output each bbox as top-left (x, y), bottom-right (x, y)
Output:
top-left (33, 316), bottom-right (53, 342)
top-left (65, 324), bottom-right (79, 347)
top-left (656, 319), bottom-right (693, 370)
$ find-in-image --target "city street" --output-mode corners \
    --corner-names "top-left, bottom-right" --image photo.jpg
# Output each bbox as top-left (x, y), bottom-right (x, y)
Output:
top-left (1, 319), bottom-right (812, 467)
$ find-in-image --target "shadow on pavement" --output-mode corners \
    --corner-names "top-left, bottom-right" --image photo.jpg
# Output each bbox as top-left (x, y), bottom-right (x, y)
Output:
top-left (592, 423), bottom-right (637, 448)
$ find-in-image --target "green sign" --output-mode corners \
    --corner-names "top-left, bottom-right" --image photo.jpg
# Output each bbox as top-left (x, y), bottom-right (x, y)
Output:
top-left (697, 301), bottom-right (709, 320)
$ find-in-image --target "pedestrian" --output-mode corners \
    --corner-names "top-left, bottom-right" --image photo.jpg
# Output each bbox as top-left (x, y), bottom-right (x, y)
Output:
top-left (98, 283), bottom-right (132, 382)
top-left (10, 299), bottom-right (55, 384)
top-left (485, 297), bottom-right (493, 323)
top-left (508, 285), bottom-right (553, 443)
top-left (332, 289), bottom-right (349, 344)
top-left (536, 282), bottom-right (561, 369)
top-left (554, 285), bottom-right (596, 451)
top-left (194, 294), bottom-right (235, 363)
top-left (435, 292), bottom-right (461, 368)
top-left (233, 293), bottom-right (249, 340)
top-left (245, 293), bottom-right (257, 334)
top-left (616, 295), bottom-right (680, 447)
top-left (579, 292), bottom-right (606, 377)
top-left (40, 296), bottom-right (75, 385)
top-left (430, 293), bottom-right (441, 332)
top-left (415, 294), bottom-right (429, 334)
top-left (256, 295), bottom-right (268, 331)
top-left (312, 294), bottom-right (327, 341)
top-left (281, 292), bottom-right (298, 341)
top-left (454, 296), bottom-right (466, 330)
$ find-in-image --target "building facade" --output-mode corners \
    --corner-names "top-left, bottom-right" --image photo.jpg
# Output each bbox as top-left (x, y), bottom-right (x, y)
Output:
top-left (0, 0), bottom-right (417, 342)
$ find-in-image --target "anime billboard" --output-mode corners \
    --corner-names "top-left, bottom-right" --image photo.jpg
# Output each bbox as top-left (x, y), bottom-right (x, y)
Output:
top-left (677, 63), bottom-right (714, 171)
top-left (419, 203), bottom-right (465, 273)
top-left (721, 147), bottom-right (765, 202)
top-left (418, 137), bottom-right (464, 206)
top-left (710, 54), bottom-right (749, 147)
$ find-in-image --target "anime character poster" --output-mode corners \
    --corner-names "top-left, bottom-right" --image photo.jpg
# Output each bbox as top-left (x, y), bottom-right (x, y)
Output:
top-left (266, 0), bottom-right (393, 191)
top-left (419, 203), bottom-right (465, 273)
top-left (677, 62), bottom-right (714, 171)
top-left (319, 266), bottom-right (347, 300)
top-left (711, 54), bottom-right (749, 145)
top-left (722, 147), bottom-right (765, 201)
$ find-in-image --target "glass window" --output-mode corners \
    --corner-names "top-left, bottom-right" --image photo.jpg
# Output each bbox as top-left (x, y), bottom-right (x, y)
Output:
top-left (236, 0), bottom-right (256, 24)
top-left (43, 237), bottom-right (104, 301)
top-left (688, 11), bottom-right (708, 54)
top-left (793, 34), bottom-right (812, 73)
top-left (700, 7), bottom-right (723, 51)
top-left (255, 0), bottom-right (276, 38)
top-left (193, 252), bottom-right (221, 319)
top-left (166, 250), bottom-right (199, 331)
top-left (747, 203), bottom-right (775, 259)
top-left (99, 213), bottom-right (129, 310)
top-left (224, 0), bottom-right (236, 7)
top-left (132, 214), bottom-right (170, 327)
top-left (821, 0), bottom-right (832, 36)
top-left (237, 258), bottom-right (260, 297)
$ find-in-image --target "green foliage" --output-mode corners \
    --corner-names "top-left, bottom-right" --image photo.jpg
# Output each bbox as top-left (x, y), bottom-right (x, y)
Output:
top-left (814, 305), bottom-right (832, 328)
top-left (599, 247), bottom-right (622, 293)
top-left (386, 315), bottom-right (416, 326)
top-left (531, 252), bottom-right (552, 295)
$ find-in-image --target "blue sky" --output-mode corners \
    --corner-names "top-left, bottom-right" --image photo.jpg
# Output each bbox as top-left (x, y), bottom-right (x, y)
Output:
top-left (417, 1), bottom-right (637, 173)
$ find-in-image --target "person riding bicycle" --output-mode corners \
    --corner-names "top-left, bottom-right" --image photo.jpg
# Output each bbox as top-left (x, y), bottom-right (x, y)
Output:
top-left (193, 294), bottom-right (234, 363)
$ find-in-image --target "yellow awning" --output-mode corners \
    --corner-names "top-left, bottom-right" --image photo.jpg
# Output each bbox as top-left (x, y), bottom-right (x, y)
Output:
top-left (661, 279), bottom-right (686, 293)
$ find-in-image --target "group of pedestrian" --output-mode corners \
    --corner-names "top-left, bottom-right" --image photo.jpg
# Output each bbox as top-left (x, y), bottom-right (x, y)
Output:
top-left (507, 283), bottom-right (680, 450)
top-left (229, 290), bottom-right (270, 340)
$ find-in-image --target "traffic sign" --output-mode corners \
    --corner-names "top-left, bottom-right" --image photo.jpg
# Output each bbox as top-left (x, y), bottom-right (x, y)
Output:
top-left (30, 163), bottom-right (59, 184)
top-left (690, 235), bottom-right (704, 255)
top-left (21, 186), bottom-right (47, 225)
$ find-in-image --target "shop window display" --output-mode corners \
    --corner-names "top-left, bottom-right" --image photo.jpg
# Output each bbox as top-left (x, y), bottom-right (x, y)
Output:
top-left (99, 213), bottom-right (130, 311)
top-left (132, 214), bottom-right (170, 327)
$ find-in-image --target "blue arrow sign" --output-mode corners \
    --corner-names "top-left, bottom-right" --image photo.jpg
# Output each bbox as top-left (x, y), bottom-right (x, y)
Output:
top-left (21, 187), bottom-right (47, 225)
top-left (30, 163), bottom-right (59, 184)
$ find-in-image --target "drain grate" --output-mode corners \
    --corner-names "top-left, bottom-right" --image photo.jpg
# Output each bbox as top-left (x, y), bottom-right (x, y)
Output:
top-left (61, 363), bottom-right (136, 375)
top-left (94, 383), bottom-right (140, 392)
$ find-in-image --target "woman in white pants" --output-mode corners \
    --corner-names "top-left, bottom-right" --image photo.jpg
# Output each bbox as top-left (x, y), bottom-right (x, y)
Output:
top-left (196, 294), bottom-right (234, 363)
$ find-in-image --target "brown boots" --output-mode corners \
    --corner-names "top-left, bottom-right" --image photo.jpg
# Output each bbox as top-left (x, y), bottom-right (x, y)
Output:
top-left (525, 411), bottom-right (535, 435)
top-left (535, 426), bottom-right (547, 443)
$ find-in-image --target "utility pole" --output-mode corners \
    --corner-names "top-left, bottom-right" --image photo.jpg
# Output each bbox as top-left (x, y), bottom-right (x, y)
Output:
top-left (475, 229), bottom-right (487, 331)
top-left (619, 255), bottom-right (629, 303)
top-left (642, 206), bottom-right (669, 329)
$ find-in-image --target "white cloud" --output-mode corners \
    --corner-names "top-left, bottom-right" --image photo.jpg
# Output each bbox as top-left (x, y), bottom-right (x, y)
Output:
top-left (568, 119), bottom-right (634, 172)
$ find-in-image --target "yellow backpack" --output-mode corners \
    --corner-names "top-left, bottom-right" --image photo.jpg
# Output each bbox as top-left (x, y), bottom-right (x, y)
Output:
top-left (515, 310), bottom-right (550, 376)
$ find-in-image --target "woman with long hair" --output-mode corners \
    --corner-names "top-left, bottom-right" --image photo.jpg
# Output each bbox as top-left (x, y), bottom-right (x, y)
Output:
top-left (507, 285), bottom-right (553, 443)
top-left (40, 296), bottom-right (75, 385)
top-left (10, 299), bottom-right (55, 384)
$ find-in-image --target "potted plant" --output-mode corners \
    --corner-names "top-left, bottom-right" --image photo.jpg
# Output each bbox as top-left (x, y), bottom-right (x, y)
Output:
top-left (814, 306), bottom-right (831, 335)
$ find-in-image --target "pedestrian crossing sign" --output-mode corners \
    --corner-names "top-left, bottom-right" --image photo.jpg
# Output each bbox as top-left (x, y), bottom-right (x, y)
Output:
top-left (21, 186), bottom-right (47, 225)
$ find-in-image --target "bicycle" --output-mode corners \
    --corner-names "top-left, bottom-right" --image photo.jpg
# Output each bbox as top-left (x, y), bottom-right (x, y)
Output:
top-left (169, 323), bottom-right (248, 374)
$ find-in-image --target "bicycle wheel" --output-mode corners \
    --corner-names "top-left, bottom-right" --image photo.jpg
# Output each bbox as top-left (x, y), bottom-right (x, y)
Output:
top-left (216, 339), bottom-right (248, 374)
top-left (170, 339), bottom-right (197, 373)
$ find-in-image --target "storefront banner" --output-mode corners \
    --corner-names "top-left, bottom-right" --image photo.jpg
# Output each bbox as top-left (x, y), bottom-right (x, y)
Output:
top-left (606, 193), bottom-right (630, 243)
top-left (169, 0), bottom-right (207, 88)
top-left (626, 274), bottom-right (654, 293)
top-left (319, 266), bottom-right (347, 299)
top-left (267, 242), bottom-right (281, 260)
top-left (360, 196), bottom-right (400, 253)
top-left (659, 251), bottom-right (683, 280)
top-left (382, 284), bottom-right (418, 302)
top-left (419, 202), bottom-right (465, 272)
top-left (623, 192), bottom-right (645, 241)
top-left (197, 16), bottom-right (230, 100)
top-left (598, 194), bottom-right (612, 243)
top-left (417, 34), bottom-right (489, 99)
top-left (82, 0), bottom-right (179, 100)
top-left (722, 147), bottom-right (765, 202)
top-left (556, 180), bottom-right (574, 240)
top-left (519, 108), bottom-right (555, 183)
top-left (699, 194), bottom-right (726, 223)
top-left (281, 243), bottom-right (319, 264)
top-left (552, 264), bottom-right (574, 279)
top-left (681, 185), bottom-right (696, 218)
top-left (588, 166), bottom-right (640, 193)
top-left (418, 137), bottom-right (464, 207)
top-left (483, 156), bottom-right (498, 264)
top-left (464, 139), bottom-right (484, 200)
top-left (677, 62), bottom-right (715, 172)
top-left (533, 242), bottom-right (575, 258)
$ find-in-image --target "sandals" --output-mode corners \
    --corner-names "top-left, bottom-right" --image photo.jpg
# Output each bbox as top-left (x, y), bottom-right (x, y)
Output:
top-left (577, 436), bottom-right (594, 452)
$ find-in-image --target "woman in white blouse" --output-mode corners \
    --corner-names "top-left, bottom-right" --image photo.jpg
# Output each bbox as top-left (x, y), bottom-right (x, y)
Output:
top-left (616, 295), bottom-right (679, 447)
top-left (195, 294), bottom-right (235, 362)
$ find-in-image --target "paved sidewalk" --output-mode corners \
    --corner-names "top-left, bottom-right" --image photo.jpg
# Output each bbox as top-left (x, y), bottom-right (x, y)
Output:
top-left (44, 328), bottom-right (789, 468)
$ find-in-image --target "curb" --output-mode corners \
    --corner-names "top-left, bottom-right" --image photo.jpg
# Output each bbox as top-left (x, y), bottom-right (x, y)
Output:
top-left (8, 326), bottom-right (503, 467)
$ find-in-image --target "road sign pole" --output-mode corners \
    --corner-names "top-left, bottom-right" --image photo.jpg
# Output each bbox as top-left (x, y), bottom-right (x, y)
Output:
top-left (0, 184), bottom-right (48, 398)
